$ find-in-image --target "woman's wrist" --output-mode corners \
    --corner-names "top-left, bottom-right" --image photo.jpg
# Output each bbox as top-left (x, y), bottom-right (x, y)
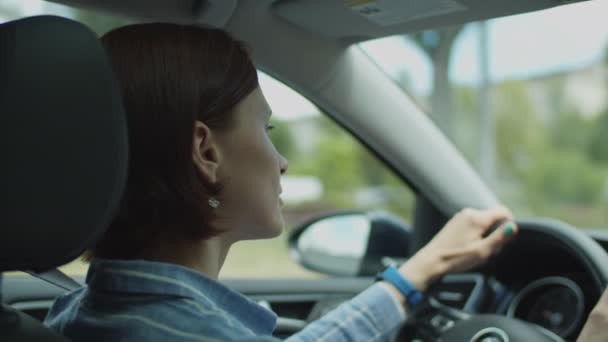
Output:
top-left (378, 281), bottom-right (407, 305)
top-left (378, 247), bottom-right (447, 307)
top-left (397, 248), bottom-right (445, 292)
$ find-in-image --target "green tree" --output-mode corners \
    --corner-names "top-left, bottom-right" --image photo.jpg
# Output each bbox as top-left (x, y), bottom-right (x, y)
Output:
top-left (493, 81), bottom-right (547, 176)
top-left (287, 115), bottom-right (414, 215)
top-left (589, 110), bottom-right (608, 165)
top-left (525, 150), bottom-right (604, 207)
top-left (490, 80), bottom-right (551, 212)
top-left (452, 85), bottom-right (480, 162)
top-left (550, 110), bottom-right (593, 152)
top-left (490, 79), bottom-right (606, 220)
top-left (588, 44), bottom-right (608, 165)
top-left (293, 131), bottom-right (362, 207)
top-left (270, 119), bottom-right (296, 163)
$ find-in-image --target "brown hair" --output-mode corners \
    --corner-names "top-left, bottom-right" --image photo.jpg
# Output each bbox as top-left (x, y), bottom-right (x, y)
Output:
top-left (89, 23), bottom-right (258, 260)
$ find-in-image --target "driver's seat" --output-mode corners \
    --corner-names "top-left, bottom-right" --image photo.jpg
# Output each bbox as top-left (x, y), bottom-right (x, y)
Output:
top-left (0, 15), bottom-right (128, 341)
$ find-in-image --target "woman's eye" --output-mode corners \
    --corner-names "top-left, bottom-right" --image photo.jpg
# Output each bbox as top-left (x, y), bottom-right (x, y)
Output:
top-left (266, 124), bottom-right (275, 132)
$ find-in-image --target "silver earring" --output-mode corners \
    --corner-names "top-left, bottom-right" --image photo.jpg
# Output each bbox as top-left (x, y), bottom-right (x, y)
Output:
top-left (208, 197), bottom-right (220, 209)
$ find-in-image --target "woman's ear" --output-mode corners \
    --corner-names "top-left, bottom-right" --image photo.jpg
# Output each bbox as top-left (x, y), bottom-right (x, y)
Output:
top-left (192, 121), bottom-right (222, 185)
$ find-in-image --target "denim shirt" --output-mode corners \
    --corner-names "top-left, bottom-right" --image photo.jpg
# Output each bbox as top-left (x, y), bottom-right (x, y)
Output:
top-left (44, 259), bottom-right (406, 341)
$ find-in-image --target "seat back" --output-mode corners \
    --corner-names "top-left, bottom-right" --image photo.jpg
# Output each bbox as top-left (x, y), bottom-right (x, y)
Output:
top-left (0, 15), bottom-right (128, 341)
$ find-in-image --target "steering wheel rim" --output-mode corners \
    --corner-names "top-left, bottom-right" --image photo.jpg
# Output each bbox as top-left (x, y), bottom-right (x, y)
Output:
top-left (394, 217), bottom-right (608, 342)
top-left (513, 217), bottom-right (608, 289)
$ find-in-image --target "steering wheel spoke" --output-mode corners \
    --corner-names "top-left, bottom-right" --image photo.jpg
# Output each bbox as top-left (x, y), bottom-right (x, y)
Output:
top-left (395, 297), bottom-right (470, 341)
top-left (395, 296), bottom-right (564, 342)
top-left (417, 297), bottom-right (470, 339)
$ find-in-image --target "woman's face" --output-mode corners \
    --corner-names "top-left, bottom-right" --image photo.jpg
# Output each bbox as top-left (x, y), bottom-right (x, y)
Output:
top-left (207, 87), bottom-right (288, 241)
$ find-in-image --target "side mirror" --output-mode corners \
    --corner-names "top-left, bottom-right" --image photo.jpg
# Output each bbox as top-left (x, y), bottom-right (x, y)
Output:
top-left (288, 211), bottom-right (412, 277)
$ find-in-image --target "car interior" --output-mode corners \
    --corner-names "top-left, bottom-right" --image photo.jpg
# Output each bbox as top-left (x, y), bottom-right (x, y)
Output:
top-left (2, 0), bottom-right (608, 341)
top-left (0, 15), bottom-right (128, 341)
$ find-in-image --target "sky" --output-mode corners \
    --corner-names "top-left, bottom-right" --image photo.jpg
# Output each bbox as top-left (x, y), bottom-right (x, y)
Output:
top-left (361, 0), bottom-right (608, 95)
top-left (4, 0), bottom-right (608, 118)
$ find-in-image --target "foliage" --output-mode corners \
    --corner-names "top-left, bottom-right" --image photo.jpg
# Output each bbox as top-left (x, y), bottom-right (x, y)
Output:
top-left (451, 76), bottom-right (608, 228)
top-left (493, 81), bottom-right (547, 176)
top-left (525, 150), bottom-right (605, 206)
top-left (270, 119), bottom-right (296, 161)
top-left (285, 115), bottom-right (415, 220)
top-left (550, 111), bottom-right (594, 152)
top-left (589, 110), bottom-right (608, 165)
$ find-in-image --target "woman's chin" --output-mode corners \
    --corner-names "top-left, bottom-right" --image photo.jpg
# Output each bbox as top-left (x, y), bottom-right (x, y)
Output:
top-left (264, 219), bottom-right (284, 238)
top-left (244, 218), bottom-right (284, 240)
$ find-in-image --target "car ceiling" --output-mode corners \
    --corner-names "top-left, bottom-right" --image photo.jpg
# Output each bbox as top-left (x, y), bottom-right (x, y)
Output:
top-left (51, 0), bottom-right (589, 39)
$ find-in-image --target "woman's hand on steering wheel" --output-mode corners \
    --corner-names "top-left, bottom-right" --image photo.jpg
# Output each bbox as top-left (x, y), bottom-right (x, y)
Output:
top-left (399, 207), bottom-right (518, 292)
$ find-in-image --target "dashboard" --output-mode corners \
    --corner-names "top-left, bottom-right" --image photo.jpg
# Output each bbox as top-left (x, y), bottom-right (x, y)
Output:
top-left (426, 272), bottom-right (590, 341)
top-left (423, 226), bottom-right (608, 341)
top-left (3, 222), bottom-right (607, 341)
top-left (271, 223), bottom-right (605, 341)
top-left (506, 276), bottom-right (585, 337)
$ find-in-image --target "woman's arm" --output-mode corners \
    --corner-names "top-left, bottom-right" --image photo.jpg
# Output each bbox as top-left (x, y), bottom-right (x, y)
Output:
top-left (282, 207), bottom-right (517, 342)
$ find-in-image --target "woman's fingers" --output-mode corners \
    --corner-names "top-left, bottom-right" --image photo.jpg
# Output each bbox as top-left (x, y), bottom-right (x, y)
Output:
top-left (439, 217), bottom-right (518, 272)
top-left (485, 220), bottom-right (518, 248)
top-left (439, 243), bottom-right (493, 273)
top-left (453, 207), bottom-right (513, 235)
top-left (403, 206), bottom-right (518, 286)
top-left (474, 207), bottom-right (514, 233)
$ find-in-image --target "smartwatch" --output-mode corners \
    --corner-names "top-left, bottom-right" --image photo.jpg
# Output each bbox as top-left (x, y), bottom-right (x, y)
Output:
top-left (378, 266), bottom-right (424, 307)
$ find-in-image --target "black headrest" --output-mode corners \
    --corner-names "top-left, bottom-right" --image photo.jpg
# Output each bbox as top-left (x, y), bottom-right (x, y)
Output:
top-left (0, 16), bottom-right (128, 272)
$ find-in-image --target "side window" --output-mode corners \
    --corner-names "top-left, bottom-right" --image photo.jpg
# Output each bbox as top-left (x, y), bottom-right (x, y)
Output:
top-left (1, 1), bottom-right (415, 278)
top-left (219, 73), bottom-right (416, 278)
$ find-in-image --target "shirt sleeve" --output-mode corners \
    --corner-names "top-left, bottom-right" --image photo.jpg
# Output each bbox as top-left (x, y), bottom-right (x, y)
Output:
top-left (283, 283), bottom-right (407, 342)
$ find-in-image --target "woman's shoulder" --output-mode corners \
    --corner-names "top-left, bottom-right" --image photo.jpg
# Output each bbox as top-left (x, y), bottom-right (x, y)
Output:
top-left (46, 288), bottom-right (257, 341)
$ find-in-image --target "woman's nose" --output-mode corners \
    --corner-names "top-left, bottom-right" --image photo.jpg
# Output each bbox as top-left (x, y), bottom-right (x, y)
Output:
top-left (279, 154), bottom-right (288, 175)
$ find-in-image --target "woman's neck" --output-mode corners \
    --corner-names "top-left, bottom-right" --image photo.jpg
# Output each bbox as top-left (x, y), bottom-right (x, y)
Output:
top-left (141, 235), bottom-right (232, 280)
top-left (185, 237), bottom-right (232, 279)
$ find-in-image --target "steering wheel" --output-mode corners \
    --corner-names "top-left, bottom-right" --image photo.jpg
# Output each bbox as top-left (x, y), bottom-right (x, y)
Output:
top-left (394, 218), bottom-right (608, 342)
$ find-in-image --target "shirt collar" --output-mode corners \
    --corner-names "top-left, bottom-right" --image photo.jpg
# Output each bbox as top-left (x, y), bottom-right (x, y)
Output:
top-left (86, 258), bottom-right (277, 334)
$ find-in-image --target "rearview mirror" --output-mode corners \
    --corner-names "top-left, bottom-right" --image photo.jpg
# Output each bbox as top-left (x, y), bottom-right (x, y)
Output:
top-left (288, 211), bottom-right (412, 277)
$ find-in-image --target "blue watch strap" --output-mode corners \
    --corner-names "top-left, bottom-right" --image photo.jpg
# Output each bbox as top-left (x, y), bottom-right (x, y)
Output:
top-left (379, 266), bottom-right (424, 307)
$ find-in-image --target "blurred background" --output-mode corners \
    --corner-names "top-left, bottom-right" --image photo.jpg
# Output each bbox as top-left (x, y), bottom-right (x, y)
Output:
top-left (2, 0), bottom-right (607, 278)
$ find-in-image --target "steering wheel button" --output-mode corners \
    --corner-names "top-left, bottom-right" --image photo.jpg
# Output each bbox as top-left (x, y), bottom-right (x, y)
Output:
top-left (430, 314), bottom-right (455, 332)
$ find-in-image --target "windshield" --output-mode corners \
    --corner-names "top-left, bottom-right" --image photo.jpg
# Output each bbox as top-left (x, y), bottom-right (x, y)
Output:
top-left (359, 0), bottom-right (608, 230)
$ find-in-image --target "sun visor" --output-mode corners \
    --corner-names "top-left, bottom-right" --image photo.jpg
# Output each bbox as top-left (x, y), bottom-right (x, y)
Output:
top-left (272, 0), bottom-right (589, 41)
